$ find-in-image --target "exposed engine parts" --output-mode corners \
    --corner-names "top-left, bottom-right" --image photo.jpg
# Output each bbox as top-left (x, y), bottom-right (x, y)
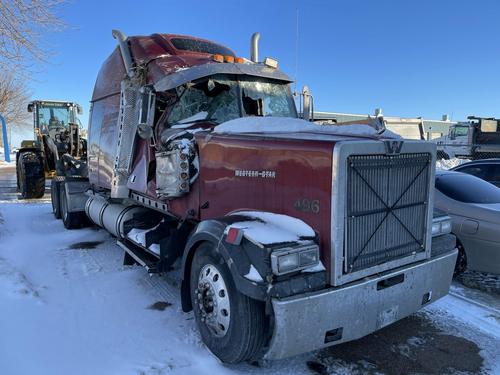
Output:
top-left (156, 132), bottom-right (199, 199)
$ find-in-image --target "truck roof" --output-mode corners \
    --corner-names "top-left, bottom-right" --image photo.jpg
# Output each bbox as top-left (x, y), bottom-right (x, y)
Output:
top-left (92, 33), bottom-right (292, 102)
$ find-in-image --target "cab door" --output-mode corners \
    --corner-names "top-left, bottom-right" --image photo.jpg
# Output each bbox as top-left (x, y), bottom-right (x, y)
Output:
top-left (449, 125), bottom-right (471, 156)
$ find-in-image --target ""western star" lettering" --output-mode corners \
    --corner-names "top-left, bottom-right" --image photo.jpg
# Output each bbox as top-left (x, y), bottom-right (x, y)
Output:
top-left (234, 170), bottom-right (276, 178)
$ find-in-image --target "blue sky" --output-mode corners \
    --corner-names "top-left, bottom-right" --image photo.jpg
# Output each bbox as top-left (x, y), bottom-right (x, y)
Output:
top-left (15, 0), bottom-right (500, 145)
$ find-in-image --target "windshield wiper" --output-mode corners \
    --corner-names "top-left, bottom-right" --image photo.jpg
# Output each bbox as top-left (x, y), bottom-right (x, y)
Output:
top-left (173, 118), bottom-right (218, 127)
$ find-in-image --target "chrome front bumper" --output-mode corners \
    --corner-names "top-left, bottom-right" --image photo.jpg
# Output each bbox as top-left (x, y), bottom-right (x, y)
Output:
top-left (264, 249), bottom-right (457, 360)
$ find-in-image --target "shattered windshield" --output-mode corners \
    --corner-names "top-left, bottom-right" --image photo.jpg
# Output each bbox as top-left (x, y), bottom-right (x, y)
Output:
top-left (168, 76), bottom-right (240, 125)
top-left (167, 75), bottom-right (296, 126)
top-left (240, 77), bottom-right (296, 117)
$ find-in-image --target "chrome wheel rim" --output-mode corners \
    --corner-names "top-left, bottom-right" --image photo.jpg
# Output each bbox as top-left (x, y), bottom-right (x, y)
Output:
top-left (196, 263), bottom-right (230, 337)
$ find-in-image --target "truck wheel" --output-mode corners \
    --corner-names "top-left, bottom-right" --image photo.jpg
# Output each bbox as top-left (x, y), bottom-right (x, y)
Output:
top-left (51, 178), bottom-right (62, 219)
top-left (17, 151), bottom-right (45, 199)
top-left (453, 241), bottom-right (467, 277)
top-left (60, 183), bottom-right (83, 229)
top-left (190, 242), bottom-right (267, 363)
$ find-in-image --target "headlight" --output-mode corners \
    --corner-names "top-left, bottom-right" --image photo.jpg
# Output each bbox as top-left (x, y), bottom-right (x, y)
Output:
top-left (431, 222), bottom-right (441, 236)
top-left (276, 253), bottom-right (300, 273)
top-left (271, 244), bottom-right (319, 275)
top-left (431, 216), bottom-right (452, 237)
top-left (440, 219), bottom-right (452, 234)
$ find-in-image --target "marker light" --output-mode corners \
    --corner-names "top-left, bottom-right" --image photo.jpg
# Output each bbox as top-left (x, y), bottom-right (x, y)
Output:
top-left (225, 227), bottom-right (243, 245)
top-left (224, 55), bottom-right (235, 63)
top-left (263, 57), bottom-right (278, 68)
top-left (213, 54), bottom-right (224, 63)
top-left (235, 57), bottom-right (244, 64)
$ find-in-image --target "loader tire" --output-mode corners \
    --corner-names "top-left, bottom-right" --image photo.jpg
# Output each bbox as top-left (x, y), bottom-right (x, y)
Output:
top-left (60, 182), bottom-right (85, 229)
top-left (51, 177), bottom-right (64, 219)
top-left (17, 151), bottom-right (45, 199)
top-left (190, 242), bottom-right (267, 363)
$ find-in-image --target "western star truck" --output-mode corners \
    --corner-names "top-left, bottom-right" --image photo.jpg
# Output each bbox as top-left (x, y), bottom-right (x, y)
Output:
top-left (51, 30), bottom-right (457, 363)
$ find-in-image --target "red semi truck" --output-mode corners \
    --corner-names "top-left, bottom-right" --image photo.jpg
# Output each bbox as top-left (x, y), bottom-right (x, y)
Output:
top-left (52, 30), bottom-right (457, 363)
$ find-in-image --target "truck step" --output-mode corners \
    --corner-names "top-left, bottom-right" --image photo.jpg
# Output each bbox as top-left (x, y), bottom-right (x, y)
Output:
top-left (117, 239), bottom-right (160, 274)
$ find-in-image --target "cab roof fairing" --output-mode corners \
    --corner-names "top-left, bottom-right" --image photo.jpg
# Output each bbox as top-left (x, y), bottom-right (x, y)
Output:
top-left (153, 62), bottom-right (294, 92)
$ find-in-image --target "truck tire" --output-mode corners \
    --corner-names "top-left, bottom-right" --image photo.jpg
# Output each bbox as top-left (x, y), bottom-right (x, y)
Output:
top-left (17, 151), bottom-right (45, 199)
top-left (51, 178), bottom-right (63, 219)
top-left (190, 242), bottom-right (267, 363)
top-left (60, 182), bottom-right (84, 229)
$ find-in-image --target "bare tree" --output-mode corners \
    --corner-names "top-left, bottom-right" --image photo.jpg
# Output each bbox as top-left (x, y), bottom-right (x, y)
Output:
top-left (0, 0), bottom-right (66, 148)
top-left (0, 71), bottom-right (31, 147)
top-left (0, 0), bottom-right (66, 71)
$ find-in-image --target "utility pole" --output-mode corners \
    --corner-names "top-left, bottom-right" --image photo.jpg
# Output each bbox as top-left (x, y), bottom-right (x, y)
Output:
top-left (0, 114), bottom-right (10, 162)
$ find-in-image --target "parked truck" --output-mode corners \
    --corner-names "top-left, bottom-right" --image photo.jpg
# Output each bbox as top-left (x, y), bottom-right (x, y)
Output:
top-left (434, 116), bottom-right (500, 160)
top-left (51, 30), bottom-right (458, 363)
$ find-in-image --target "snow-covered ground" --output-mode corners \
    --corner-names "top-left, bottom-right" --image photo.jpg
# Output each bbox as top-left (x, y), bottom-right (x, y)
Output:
top-left (436, 157), bottom-right (470, 170)
top-left (1, 202), bottom-right (499, 375)
top-left (0, 152), bottom-right (15, 166)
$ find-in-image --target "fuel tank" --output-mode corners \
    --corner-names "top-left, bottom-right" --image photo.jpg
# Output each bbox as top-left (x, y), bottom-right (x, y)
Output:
top-left (85, 196), bottom-right (149, 239)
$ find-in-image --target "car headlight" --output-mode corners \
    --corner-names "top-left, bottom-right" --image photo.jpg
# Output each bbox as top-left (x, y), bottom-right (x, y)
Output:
top-left (431, 216), bottom-right (452, 237)
top-left (271, 244), bottom-right (319, 275)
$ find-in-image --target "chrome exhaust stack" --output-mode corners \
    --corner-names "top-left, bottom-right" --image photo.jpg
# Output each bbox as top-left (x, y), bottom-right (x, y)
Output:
top-left (302, 86), bottom-right (313, 121)
top-left (250, 32), bottom-right (260, 63)
top-left (112, 29), bottom-right (134, 78)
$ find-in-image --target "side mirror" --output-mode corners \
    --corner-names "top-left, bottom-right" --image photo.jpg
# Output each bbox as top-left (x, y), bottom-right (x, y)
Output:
top-left (449, 128), bottom-right (455, 140)
top-left (137, 86), bottom-right (156, 139)
top-left (27, 103), bottom-right (34, 113)
top-left (77, 105), bottom-right (83, 115)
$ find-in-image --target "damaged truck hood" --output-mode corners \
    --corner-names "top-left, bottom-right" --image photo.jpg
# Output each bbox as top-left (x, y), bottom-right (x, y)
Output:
top-left (211, 116), bottom-right (401, 142)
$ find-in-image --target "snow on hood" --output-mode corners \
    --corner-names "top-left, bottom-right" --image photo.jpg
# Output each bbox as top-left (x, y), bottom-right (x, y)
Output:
top-left (225, 211), bottom-right (315, 246)
top-left (213, 116), bottom-right (401, 139)
top-left (172, 111), bottom-right (208, 129)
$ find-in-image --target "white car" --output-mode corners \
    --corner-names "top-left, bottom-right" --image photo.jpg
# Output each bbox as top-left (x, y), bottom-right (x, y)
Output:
top-left (434, 170), bottom-right (500, 275)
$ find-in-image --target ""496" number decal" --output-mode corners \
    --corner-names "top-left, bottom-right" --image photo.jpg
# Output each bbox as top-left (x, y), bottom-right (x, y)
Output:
top-left (293, 199), bottom-right (320, 214)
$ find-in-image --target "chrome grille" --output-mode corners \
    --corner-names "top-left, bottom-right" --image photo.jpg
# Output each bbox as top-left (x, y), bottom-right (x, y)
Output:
top-left (345, 153), bottom-right (431, 273)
